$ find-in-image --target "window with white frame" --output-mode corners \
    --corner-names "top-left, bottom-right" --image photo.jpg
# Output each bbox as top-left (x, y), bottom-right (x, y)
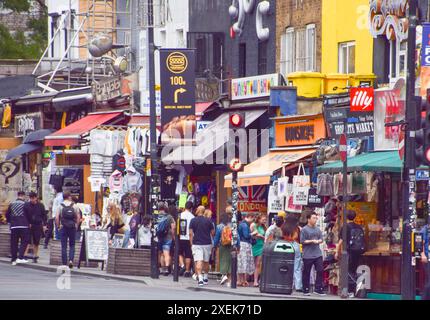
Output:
top-left (306, 24), bottom-right (316, 72)
top-left (295, 28), bottom-right (306, 71)
top-left (389, 39), bottom-right (407, 82)
top-left (280, 25), bottom-right (316, 76)
top-left (338, 41), bottom-right (355, 74)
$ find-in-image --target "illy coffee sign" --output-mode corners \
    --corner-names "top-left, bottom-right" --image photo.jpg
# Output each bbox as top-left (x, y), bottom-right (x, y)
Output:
top-left (350, 88), bottom-right (374, 112)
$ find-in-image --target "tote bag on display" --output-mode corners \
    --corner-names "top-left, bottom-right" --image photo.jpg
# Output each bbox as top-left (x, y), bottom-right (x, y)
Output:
top-left (292, 163), bottom-right (310, 207)
top-left (292, 163), bottom-right (310, 188)
top-left (285, 183), bottom-right (302, 213)
top-left (277, 177), bottom-right (289, 198)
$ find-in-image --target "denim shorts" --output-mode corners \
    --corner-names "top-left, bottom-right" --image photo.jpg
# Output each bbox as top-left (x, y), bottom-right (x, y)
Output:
top-left (158, 239), bottom-right (173, 251)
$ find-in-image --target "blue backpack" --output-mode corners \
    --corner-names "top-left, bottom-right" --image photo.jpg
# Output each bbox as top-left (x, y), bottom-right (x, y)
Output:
top-left (156, 216), bottom-right (170, 238)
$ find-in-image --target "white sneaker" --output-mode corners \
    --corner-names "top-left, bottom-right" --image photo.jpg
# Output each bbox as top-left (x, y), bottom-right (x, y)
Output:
top-left (11, 261), bottom-right (17, 266)
top-left (220, 275), bottom-right (228, 285)
top-left (226, 282), bottom-right (231, 288)
top-left (16, 259), bottom-right (28, 264)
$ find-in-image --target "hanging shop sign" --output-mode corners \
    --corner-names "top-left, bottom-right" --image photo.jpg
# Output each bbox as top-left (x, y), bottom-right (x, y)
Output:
top-left (274, 114), bottom-right (326, 147)
top-left (94, 77), bottom-right (121, 102)
top-left (14, 112), bottom-right (43, 138)
top-left (160, 49), bottom-right (196, 143)
top-left (373, 78), bottom-right (406, 151)
top-left (231, 73), bottom-right (279, 101)
top-left (239, 185), bottom-right (268, 214)
top-left (323, 94), bottom-right (374, 139)
top-left (369, 0), bottom-right (408, 42)
top-left (350, 88), bottom-right (374, 112)
top-left (196, 121), bottom-right (211, 132)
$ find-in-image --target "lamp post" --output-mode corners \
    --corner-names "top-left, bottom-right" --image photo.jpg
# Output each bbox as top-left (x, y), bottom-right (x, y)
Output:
top-left (148, 0), bottom-right (159, 279)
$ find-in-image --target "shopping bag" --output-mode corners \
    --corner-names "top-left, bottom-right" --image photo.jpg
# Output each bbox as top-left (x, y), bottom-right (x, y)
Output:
top-left (293, 186), bottom-right (309, 205)
top-left (277, 176), bottom-right (289, 198)
top-left (292, 163), bottom-right (310, 188)
top-left (49, 169), bottom-right (64, 189)
top-left (285, 193), bottom-right (303, 213)
top-left (268, 183), bottom-right (284, 213)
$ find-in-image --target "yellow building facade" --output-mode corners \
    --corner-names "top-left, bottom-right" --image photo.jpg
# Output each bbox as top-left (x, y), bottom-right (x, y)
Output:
top-left (321, 0), bottom-right (374, 76)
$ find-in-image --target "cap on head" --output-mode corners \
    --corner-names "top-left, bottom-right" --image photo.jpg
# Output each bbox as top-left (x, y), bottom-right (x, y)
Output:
top-left (277, 211), bottom-right (286, 219)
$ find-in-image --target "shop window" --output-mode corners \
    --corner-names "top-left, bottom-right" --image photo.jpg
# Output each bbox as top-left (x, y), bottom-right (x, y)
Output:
top-left (187, 32), bottom-right (224, 78)
top-left (258, 41), bottom-right (267, 75)
top-left (338, 41), bottom-right (355, 74)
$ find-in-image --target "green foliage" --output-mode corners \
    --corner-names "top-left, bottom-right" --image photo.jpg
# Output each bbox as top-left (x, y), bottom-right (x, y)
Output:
top-left (0, 0), bottom-right (31, 12)
top-left (0, 0), bottom-right (47, 59)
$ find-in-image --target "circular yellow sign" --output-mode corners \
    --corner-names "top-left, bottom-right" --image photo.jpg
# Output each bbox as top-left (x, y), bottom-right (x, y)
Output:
top-left (166, 52), bottom-right (188, 74)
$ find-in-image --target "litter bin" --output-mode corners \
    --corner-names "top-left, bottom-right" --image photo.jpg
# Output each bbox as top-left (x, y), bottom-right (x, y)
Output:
top-left (260, 241), bottom-right (295, 295)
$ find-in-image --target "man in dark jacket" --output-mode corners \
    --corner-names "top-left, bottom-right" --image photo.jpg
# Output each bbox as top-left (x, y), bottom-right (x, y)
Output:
top-left (24, 192), bottom-right (47, 263)
top-left (6, 191), bottom-right (31, 265)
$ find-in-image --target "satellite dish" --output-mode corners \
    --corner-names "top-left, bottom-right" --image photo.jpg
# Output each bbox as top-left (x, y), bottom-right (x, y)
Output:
top-left (88, 34), bottom-right (113, 57)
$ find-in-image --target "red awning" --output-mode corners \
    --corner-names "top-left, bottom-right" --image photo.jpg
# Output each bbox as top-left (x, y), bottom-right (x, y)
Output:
top-left (45, 112), bottom-right (122, 146)
top-left (196, 102), bottom-right (215, 116)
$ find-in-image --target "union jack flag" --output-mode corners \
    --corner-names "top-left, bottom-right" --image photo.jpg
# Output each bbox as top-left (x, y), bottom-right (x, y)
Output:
top-left (238, 185), bottom-right (267, 203)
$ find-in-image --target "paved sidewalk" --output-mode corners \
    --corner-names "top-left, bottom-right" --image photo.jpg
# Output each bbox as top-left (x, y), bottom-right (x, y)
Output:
top-left (0, 246), bottom-right (348, 300)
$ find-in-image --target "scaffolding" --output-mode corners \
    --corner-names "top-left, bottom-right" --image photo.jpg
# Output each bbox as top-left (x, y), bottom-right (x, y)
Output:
top-left (33, 0), bottom-right (134, 92)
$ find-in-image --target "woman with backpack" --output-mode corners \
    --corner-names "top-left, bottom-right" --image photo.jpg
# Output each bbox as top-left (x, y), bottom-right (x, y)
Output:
top-left (250, 214), bottom-right (267, 287)
top-left (213, 212), bottom-right (240, 287)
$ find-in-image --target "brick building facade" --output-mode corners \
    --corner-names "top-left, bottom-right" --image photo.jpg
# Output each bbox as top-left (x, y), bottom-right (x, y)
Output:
top-left (276, 0), bottom-right (322, 77)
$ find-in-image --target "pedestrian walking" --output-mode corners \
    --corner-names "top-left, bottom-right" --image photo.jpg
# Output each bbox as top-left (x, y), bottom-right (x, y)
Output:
top-left (44, 187), bottom-right (63, 248)
top-left (282, 214), bottom-right (303, 292)
top-left (301, 211), bottom-right (325, 296)
top-left (24, 192), bottom-right (47, 263)
top-left (237, 212), bottom-right (256, 287)
top-left (156, 203), bottom-right (176, 276)
top-left (189, 206), bottom-right (215, 286)
top-left (55, 191), bottom-right (80, 268)
top-left (213, 212), bottom-right (240, 287)
top-left (250, 214), bottom-right (267, 287)
top-left (335, 210), bottom-right (366, 297)
top-left (6, 191), bottom-right (31, 265)
top-left (178, 201), bottom-right (195, 277)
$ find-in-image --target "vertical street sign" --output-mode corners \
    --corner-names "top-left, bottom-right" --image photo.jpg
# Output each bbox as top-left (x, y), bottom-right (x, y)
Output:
top-left (160, 49), bottom-right (196, 141)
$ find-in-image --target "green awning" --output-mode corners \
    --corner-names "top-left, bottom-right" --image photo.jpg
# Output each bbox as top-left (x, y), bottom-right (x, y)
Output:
top-left (317, 151), bottom-right (402, 173)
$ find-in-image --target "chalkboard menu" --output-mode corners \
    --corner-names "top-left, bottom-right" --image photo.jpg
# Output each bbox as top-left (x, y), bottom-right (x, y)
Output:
top-left (84, 229), bottom-right (109, 262)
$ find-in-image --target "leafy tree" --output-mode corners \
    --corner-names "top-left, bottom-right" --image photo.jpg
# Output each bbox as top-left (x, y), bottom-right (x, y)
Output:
top-left (0, 0), bottom-right (47, 59)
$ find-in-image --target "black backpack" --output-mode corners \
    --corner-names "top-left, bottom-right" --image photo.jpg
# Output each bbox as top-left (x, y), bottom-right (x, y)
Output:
top-left (349, 224), bottom-right (365, 254)
top-left (61, 204), bottom-right (76, 228)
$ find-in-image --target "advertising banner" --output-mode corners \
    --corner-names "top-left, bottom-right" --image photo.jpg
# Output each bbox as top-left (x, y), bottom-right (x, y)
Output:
top-left (160, 49), bottom-right (196, 145)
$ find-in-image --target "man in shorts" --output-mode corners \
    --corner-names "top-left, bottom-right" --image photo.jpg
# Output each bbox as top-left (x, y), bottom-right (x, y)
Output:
top-left (24, 192), bottom-right (47, 263)
top-left (178, 201), bottom-right (194, 277)
top-left (189, 206), bottom-right (215, 286)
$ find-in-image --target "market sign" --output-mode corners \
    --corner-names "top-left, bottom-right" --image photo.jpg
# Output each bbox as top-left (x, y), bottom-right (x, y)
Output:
top-left (274, 114), bottom-right (326, 147)
top-left (323, 94), bottom-right (374, 139)
top-left (14, 112), bottom-right (42, 138)
top-left (231, 73), bottom-right (279, 101)
top-left (94, 77), bottom-right (121, 102)
top-left (160, 49), bottom-right (196, 138)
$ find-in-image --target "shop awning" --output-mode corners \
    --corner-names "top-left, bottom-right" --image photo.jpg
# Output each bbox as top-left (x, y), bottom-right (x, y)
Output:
top-left (317, 151), bottom-right (402, 173)
top-left (44, 111), bottom-right (123, 147)
top-left (6, 143), bottom-right (41, 160)
top-left (224, 149), bottom-right (316, 187)
top-left (162, 109), bottom-right (266, 164)
top-left (14, 92), bottom-right (57, 107)
top-left (52, 87), bottom-right (93, 111)
top-left (196, 102), bottom-right (216, 116)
